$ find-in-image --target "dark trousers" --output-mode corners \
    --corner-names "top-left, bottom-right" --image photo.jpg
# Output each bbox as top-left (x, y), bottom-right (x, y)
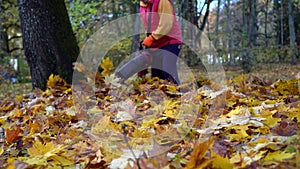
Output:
top-left (139, 44), bottom-right (181, 84)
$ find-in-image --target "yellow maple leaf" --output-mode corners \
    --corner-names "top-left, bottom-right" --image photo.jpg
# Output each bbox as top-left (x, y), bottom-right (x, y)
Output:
top-left (256, 110), bottom-right (281, 128)
top-left (6, 165), bottom-right (16, 169)
top-left (271, 79), bottom-right (299, 96)
top-left (141, 116), bottom-right (164, 129)
top-left (262, 114), bottom-right (281, 128)
top-left (6, 157), bottom-right (16, 165)
top-left (0, 147), bottom-right (3, 155)
top-left (225, 106), bottom-right (242, 117)
top-left (162, 100), bottom-right (179, 118)
top-left (239, 97), bottom-right (261, 107)
top-left (48, 154), bottom-right (74, 166)
top-left (19, 156), bottom-right (47, 166)
top-left (47, 74), bottom-right (66, 88)
top-left (91, 115), bottom-right (112, 134)
top-left (28, 141), bottom-right (55, 156)
top-left (167, 85), bottom-right (177, 93)
top-left (211, 151), bottom-right (234, 169)
top-left (132, 128), bottom-right (151, 138)
top-left (247, 138), bottom-right (270, 147)
top-left (230, 153), bottom-right (244, 166)
top-left (287, 107), bottom-right (300, 122)
top-left (100, 57), bottom-right (114, 76)
top-left (28, 141), bottom-right (67, 158)
top-left (231, 75), bottom-right (247, 92)
top-left (20, 141), bottom-right (71, 167)
top-left (229, 126), bottom-right (250, 142)
top-left (263, 151), bottom-right (295, 165)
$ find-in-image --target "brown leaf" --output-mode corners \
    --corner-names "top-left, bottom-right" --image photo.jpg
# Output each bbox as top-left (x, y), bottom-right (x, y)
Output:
top-left (250, 75), bottom-right (266, 86)
top-left (212, 140), bottom-right (229, 157)
top-left (271, 119), bottom-right (298, 136)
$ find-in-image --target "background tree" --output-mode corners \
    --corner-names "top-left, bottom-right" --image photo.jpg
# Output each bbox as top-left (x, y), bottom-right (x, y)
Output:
top-left (18, 0), bottom-right (79, 89)
top-left (0, 16), bottom-right (9, 59)
top-left (0, 0), bottom-right (22, 59)
top-left (288, 0), bottom-right (296, 64)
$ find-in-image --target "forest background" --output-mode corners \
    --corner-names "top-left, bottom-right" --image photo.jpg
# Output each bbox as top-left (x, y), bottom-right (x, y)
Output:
top-left (1, 0), bottom-right (300, 91)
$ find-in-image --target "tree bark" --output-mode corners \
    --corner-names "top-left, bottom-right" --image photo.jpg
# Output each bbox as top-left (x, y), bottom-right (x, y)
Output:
top-left (248, 0), bottom-right (257, 47)
top-left (264, 0), bottom-right (269, 47)
top-left (226, 0), bottom-right (232, 64)
top-left (0, 17), bottom-right (9, 59)
top-left (200, 1), bottom-right (212, 31)
top-left (273, 0), bottom-right (280, 46)
top-left (130, 3), bottom-right (140, 53)
top-left (18, 0), bottom-right (79, 90)
top-left (280, 0), bottom-right (284, 46)
top-left (213, 0), bottom-right (221, 64)
top-left (242, 0), bottom-right (247, 47)
top-left (288, 0), bottom-right (296, 64)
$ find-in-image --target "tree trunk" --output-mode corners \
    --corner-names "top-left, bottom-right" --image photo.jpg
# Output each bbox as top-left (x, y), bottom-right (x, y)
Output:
top-left (242, 0), bottom-right (247, 47)
top-left (248, 0), bottom-right (257, 47)
top-left (214, 0), bottom-right (221, 64)
top-left (131, 3), bottom-right (140, 53)
top-left (273, 0), bottom-right (280, 46)
top-left (280, 0), bottom-right (284, 46)
top-left (200, 1), bottom-right (212, 31)
top-left (288, 0), bottom-right (296, 64)
top-left (226, 0), bottom-right (232, 64)
top-left (265, 0), bottom-right (269, 47)
top-left (228, 0), bottom-right (235, 64)
top-left (18, 0), bottom-right (79, 90)
top-left (0, 17), bottom-right (9, 59)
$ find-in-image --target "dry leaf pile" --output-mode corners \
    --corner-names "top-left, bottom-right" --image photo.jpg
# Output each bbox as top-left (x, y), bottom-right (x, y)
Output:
top-left (0, 58), bottom-right (299, 169)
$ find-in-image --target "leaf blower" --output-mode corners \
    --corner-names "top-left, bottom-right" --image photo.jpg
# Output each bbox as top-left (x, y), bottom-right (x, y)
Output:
top-left (115, 42), bottom-right (152, 80)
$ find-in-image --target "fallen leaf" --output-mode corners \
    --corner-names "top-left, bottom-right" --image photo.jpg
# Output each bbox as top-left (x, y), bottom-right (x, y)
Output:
top-left (184, 138), bottom-right (214, 169)
top-left (211, 150), bottom-right (234, 169)
top-left (101, 57), bottom-right (114, 76)
top-left (262, 151), bottom-right (295, 165)
top-left (0, 147), bottom-right (3, 155)
top-left (5, 126), bottom-right (21, 143)
top-left (104, 74), bottom-right (122, 88)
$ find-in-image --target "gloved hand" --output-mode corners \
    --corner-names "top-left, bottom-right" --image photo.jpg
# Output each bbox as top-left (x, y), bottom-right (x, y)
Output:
top-left (142, 35), bottom-right (154, 47)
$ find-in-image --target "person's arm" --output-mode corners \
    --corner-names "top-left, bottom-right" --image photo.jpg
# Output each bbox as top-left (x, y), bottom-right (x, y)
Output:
top-left (151, 0), bottom-right (174, 40)
top-left (140, 1), bottom-right (147, 7)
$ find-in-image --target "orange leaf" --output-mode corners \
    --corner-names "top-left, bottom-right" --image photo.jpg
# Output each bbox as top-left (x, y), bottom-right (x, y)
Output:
top-left (185, 137), bottom-right (214, 169)
top-left (6, 126), bottom-right (21, 143)
top-left (29, 120), bottom-right (40, 135)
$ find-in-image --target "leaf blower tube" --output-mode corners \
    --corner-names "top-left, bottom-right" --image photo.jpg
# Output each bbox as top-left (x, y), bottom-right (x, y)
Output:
top-left (115, 50), bottom-right (152, 80)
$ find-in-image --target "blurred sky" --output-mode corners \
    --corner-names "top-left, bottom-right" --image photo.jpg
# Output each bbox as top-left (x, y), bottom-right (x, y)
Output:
top-left (198, 0), bottom-right (218, 13)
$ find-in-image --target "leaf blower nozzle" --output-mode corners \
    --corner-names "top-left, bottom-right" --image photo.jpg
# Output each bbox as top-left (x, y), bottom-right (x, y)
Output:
top-left (115, 50), bottom-right (152, 80)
